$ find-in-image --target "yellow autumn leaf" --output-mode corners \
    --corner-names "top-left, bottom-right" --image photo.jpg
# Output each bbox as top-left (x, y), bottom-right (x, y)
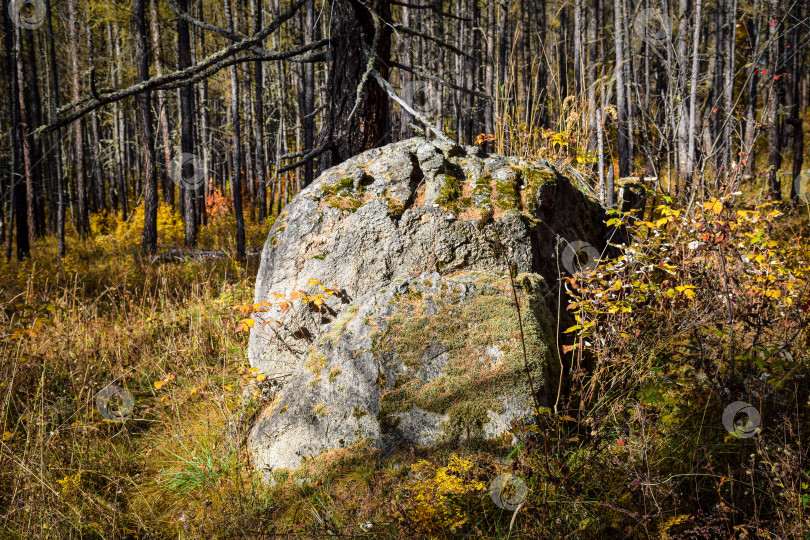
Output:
top-left (154, 380), bottom-right (168, 390)
top-left (256, 373), bottom-right (267, 382)
top-left (682, 289), bottom-right (695, 300)
top-left (2, 431), bottom-right (13, 441)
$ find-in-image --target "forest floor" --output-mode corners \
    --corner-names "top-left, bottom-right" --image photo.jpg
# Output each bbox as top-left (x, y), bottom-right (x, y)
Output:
top-left (1, 185), bottom-right (809, 538)
top-left (0, 202), bottom-right (496, 538)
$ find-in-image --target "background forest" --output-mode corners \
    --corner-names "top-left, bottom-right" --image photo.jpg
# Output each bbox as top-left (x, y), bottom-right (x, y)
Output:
top-left (1, 0), bottom-right (810, 538)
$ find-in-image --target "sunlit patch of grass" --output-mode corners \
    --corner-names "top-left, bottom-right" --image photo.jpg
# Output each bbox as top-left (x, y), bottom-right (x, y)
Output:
top-left (0, 206), bottom-right (275, 538)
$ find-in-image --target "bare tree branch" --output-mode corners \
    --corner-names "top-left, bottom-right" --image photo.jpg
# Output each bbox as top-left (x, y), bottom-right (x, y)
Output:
top-left (371, 69), bottom-right (453, 144)
top-left (391, 1), bottom-right (471, 21)
top-left (389, 60), bottom-right (491, 100)
top-left (37, 0), bottom-right (310, 134)
top-left (392, 23), bottom-right (473, 59)
top-left (276, 143), bottom-right (333, 174)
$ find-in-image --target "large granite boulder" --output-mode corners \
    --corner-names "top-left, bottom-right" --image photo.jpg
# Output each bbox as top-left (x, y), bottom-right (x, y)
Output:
top-left (247, 137), bottom-right (606, 477)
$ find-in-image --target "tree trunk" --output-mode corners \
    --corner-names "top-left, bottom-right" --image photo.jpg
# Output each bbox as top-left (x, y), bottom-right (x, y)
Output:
top-left (86, 30), bottom-right (106, 213)
top-left (67, 0), bottom-right (89, 235)
top-left (484, 1), bottom-right (494, 150)
top-left (302, 0), bottom-right (315, 185)
top-left (614, 0), bottom-right (629, 178)
top-left (574, 0), bottom-right (582, 96)
top-left (15, 21), bottom-right (36, 250)
top-left (766, 0), bottom-right (782, 200)
top-left (225, 0), bottom-right (246, 259)
top-left (252, 0), bottom-right (268, 220)
top-left (686, 0), bottom-right (703, 188)
top-left (320, 0), bottom-right (391, 165)
top-left (743, 0), bottom-right (762, 176)
top-left (178, 0), bottom-right (197, 246)
top-left (134, 0), bottom-right (158, 252)
top-left (151, 0), bottom-right (175, 207)
top-left (24, 28), bottom-right (45, 237)
top-left (788, 1), bottom-right (803, 202)
top-left (197, 0), bottom-right (209, 226)
top-left (722, 0), bottom-right (738, 174)
top-left (4, 0), bottom-right (28, 259)
top-left (46, 0), bottom-right (65, 258)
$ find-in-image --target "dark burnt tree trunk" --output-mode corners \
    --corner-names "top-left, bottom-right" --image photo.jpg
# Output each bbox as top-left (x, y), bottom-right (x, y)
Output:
top-left (15, 19), bottom-right (36, 251)
top-left (614, 0), bottom-right (629, 178)
top-left (46, 0), bottom-right (65, 258)
top-left (788, 0), bottom-right (803, 202)
top-left (319, 0), bottom-right (391, 168)
top-left (302, 0), bottom-right (316, 185)
top-left (178, 0), bottom-right (197, 246)
top-left (4, 0), bottom-right (29, 259)
top-left (134, 0), bottom-right (158, 253)
top-left (766, 0), bottom-right (782, 201)
top-left (24, 29), bottom-right (45, 237)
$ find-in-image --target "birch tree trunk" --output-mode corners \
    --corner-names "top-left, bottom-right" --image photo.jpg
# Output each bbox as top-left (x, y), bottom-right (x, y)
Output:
top-left (614, 0), bottom-right (630, 177)
top-left (225, 0), bottom-right (246, 259)
top-left (686, 0), bottom-right (702, 190)
top-left (67, 0), bottom-right (88, 235)
top-left (150, 0), bottom-right (175, 207)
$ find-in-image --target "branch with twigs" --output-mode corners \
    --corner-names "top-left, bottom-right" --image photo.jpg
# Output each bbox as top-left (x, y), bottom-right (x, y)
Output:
top-left (38, 0), bottom-right (308, 134)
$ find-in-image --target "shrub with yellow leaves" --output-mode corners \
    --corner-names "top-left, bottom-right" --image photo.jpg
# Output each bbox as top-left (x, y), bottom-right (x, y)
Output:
top-left (399, 455), bottom-right (487, 535)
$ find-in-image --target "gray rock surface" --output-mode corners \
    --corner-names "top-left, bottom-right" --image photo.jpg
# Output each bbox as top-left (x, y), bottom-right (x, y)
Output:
top-left (247, 137), bottom-right (606, 477)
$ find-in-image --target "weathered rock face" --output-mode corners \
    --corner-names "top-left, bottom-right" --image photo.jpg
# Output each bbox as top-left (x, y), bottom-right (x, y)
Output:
top-left (247, 137), bottom-right (606, 477)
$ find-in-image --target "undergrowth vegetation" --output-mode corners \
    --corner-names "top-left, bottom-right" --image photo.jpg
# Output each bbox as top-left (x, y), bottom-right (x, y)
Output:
top-left (1, 186), bottom-right (809, 538)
